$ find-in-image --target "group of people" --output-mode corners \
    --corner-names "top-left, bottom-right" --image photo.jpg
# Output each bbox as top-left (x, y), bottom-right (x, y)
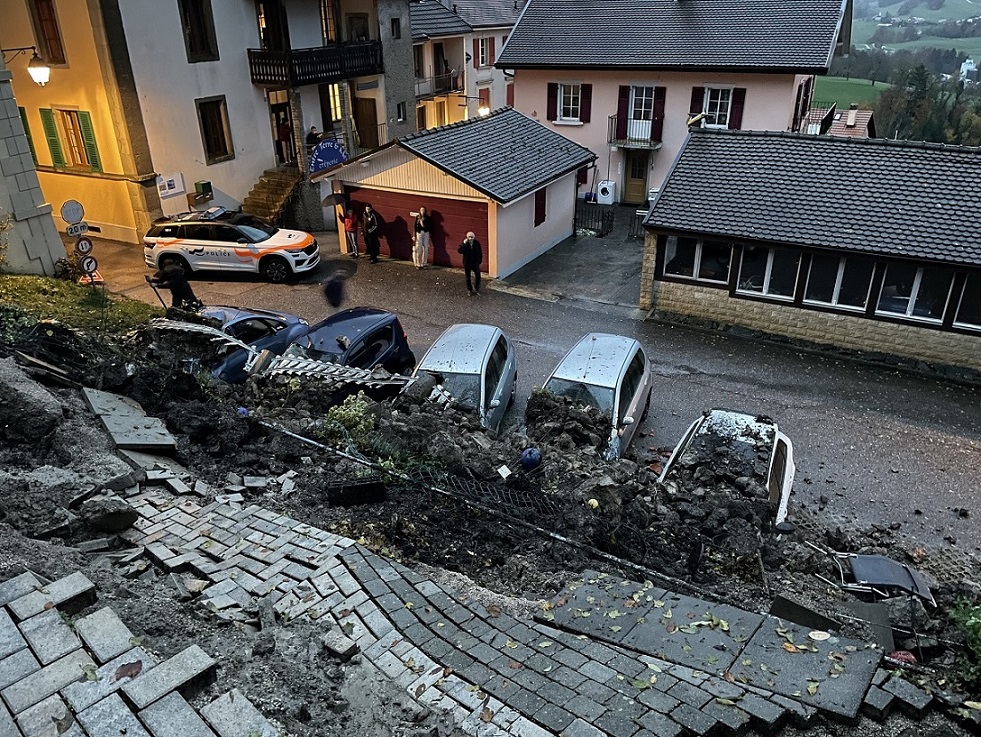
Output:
top-left (338, 204), bottom-right (482, 295)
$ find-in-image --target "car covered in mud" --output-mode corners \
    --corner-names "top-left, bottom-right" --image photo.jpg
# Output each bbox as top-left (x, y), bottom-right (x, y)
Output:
top-left (414, 323), bottom-right (517, 432)
top-left (201, 306), bottom-right (309, 384)
top-left (543, 333), bottom-right (653, 460)
top-left (143, 207), bottom-right (320, 283)
top-left (658, 408), bottom-right (796, 524)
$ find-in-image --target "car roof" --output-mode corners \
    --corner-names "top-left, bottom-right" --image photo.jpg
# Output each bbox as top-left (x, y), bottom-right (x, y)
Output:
top-left (695, 409), bottom-right (777, 444)
top-left (549, 333), bottom-right (641, 388)
top-left (152, 208), bottom-right (270, 227)
top-left (201, 305), bottom-right (301, 326)
top-left (301, 307), bottom-right (397, 350)
top-left (417, 323), bottom-right (502, 375)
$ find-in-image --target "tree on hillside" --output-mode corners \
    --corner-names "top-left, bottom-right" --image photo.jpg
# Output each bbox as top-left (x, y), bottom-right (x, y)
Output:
top-left (874, 65), bottom-right (951, 140)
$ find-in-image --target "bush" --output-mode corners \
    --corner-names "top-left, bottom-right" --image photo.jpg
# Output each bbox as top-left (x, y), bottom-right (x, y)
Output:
top-left (316, 392), bottom-right (375, 446)
top-left (951, 600), bottom-right (981, 689)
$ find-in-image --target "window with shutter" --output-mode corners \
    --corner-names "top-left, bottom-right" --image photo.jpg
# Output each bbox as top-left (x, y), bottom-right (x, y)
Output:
top-left (196, 96), bottom-right (235, 164)
top-left (39, 108), bottom-right (64, 168)
top-left (546, 83), bottom-right (558, 121)
top-left (55, 110), bottom-right (100, 171)
top-left (651, 87), bottom-right (667, 142)
top-left (579, 84), bottom-right (592, 123)
top-left (534, 188), bottom-right (546, 227)
top-left (77, 111), bottom-right (102, 173)
top-left (28, 0), bottom-right (66, 64)
top-left (19, 108), bottom-right (38, 165)
top-left (178, 0), bottom-right (219, 62)
top-left (556, 84), bottom-right (582, 122)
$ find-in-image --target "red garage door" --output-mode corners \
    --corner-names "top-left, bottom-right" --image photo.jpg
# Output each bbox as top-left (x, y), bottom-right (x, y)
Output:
top-left (345, 187), bottom-right (489, 271)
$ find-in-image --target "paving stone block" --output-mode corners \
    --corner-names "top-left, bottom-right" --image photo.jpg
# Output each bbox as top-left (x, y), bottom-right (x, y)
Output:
top-left (766, 693), bottom-right (817, 727)
top-left (862, 685), bottom-right (895, 720)
top-left (561, 716), bottom-right (607, 737)
top-left (638, 686), bottom-right (680, 714)
top-left (0, 573), bottom-right (42, 608)
top-left (0, 649), bottom-right (39, 691)
top-left (536, 702), bottom-right (575, 733)
top-left (508, 716), bottom-right (556, 737)
top-left (0, 700), bottom-right (18, 737)
top-left (637, 710), bottom-right (685, 737)
top-left (882, 675), bottom-right (933, 718)
top-left (77, 692), bottom-right (151, 737)
top-left (7, 574), bottom-right (96, 621)
top-left (699, 698), bottom-right (750, 734)
top-left (139, 691), bottom-right (217, 737)
top-left (0, 609), bottom-right (27, 661)
top-left (323, 630), bottom-right (359, 661)
top-left (121, 645), bottom-right (217, 710)
top-left (737, 691), bottom-right (786, 733)
top-left (595, 709), bottom-right (640, 737)
top-left (1, 649), bottom-right (94, 714)
top-left (201, 688), bottom-right (277, 737)
top-left (62, 647), bottom-right (157, 712)
top-left (667, 679), bottom-right (712, 708)
top-left (670, 702), bottom-right (718, 737)
top-left (14, 693), bottom-right (83, 737)
top-left (579, 660), bottom-right (618, 685)
top-left (18, 609), bottom-right (80, 666)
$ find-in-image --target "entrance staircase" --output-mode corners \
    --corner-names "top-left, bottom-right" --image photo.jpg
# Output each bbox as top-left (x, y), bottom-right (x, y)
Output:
top-left (241, 165), bottom-right (303, 223)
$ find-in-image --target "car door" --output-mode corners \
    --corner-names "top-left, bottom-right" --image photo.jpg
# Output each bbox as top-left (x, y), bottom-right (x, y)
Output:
top-left (346, 324), bottom-right (394, 370)
top-left (181, 224), bottom-right (222, 270)
top-left (615, 348), bottom-right (647, 452)
top-left (482, 336), bottom-right (508, 431)
top-left (212, 224), bottom-right (253, 272)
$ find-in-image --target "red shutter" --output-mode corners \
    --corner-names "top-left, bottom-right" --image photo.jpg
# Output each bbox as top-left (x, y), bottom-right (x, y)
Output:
top-left (489, 37), bottom-right (496, 65)
top-left (473, 38), bottom-right (479, 69)
top-left (478, 87), bottom-right (490, 107)
top-left (506, 83), bottom-right (514, 106)
top-left (546, 83), bottom-right (558, 121)
top-left (615, 85), bottom-right (629, 139)
top-left (579, 84), bottom-right (592, 123)
top-left (651, 87), bottom-right (667, 141)
top-left (728, 88), bottom-right (746, 130)
top-left (689, 87), bottom-right (705, 116)
top-left (577, 167), bottom-right (588, 185)
top-left (534, 188), bottom-right (546, 226)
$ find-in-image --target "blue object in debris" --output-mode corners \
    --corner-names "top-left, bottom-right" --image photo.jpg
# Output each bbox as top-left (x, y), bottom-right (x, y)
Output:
top-left (236, 406), bottom-right (250, 418)
top-left (520, 447), bottom-right (542, 471)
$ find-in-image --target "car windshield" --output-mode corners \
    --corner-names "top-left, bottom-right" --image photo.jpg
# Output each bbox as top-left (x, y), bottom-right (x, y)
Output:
top-left (544, 378), bottom-right (615, 416)
top-left (283, 342), bottom-right (343, 363)
top-left (236, 225), bottom-right (275, 243)
top-left (434, 371), bottom-right (481, 410)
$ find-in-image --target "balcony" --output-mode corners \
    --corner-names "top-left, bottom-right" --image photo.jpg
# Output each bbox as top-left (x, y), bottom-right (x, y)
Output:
top-left (248, 42), bottom-right (383, 87)
top-left (607, 115), bottom-right (663, 150)
top-left (414, 72), bottom-right (463, 99)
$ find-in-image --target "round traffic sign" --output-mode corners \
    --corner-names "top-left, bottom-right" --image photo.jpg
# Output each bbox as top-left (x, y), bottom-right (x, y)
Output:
top-left (61, 200), bottom-right (85, 225)
top-left (79, 255), bottom-right (98, 275)
top-left (74, 236), bottom-right (94, 256)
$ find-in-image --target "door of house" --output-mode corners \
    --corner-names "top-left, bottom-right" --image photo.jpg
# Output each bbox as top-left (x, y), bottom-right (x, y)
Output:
top-left (269, 93), bottom-right (294, 164)
top-left (257, 0), bottom-right (290, 52)
top-left (627, 86), bottom-right (654, 140)
top-left (353, 97), bottom-right (379, 150)
top-left (623, 150), bottom-right (649, 204)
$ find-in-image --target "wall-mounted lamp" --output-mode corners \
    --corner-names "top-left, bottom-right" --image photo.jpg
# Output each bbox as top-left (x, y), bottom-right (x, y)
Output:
top-left (460, 95), bottom-right (491, 117)
top-left (1, 46), bottom-right (50, 86)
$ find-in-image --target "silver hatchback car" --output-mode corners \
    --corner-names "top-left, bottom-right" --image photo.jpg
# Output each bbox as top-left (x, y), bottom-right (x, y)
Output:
top-left (414, 324), bottom-right (517, 432)
top-left (543, 333), bottom-right (654, 459)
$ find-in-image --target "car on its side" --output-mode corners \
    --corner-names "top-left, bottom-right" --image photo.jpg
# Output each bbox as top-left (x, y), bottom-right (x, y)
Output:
top-left (414, 324), bottom-right (517, 432)
top-left (657, 409), bottom-right (796, 524)
top-left (143, 206), bottom-right (320, 283)
top-left (286, 307), bottom-right (416, 375)
top-left (543, 333), bottom-right (653, 460)
top-left (201, 306), bottom-right (310, 383)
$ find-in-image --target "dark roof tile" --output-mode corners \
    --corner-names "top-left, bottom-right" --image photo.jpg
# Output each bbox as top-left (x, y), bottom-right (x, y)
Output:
top-left (410, 1), bottom-right (473, 40)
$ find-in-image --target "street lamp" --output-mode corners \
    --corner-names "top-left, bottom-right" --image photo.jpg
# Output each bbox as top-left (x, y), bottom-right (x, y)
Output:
top-left (459, 95), bottom-right (491, 117)
top-left (1, 46), bottom-right (51, 86)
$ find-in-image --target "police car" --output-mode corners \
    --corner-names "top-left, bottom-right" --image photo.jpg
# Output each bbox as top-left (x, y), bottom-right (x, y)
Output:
top-left (143, 207), bottom-right (320, 283)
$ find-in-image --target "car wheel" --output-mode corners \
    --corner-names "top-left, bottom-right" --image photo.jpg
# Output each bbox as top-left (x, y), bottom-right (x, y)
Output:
top-left (159, 254), bottom-right (190, 275)
top-left (261, 256), bottom-right (291, 283)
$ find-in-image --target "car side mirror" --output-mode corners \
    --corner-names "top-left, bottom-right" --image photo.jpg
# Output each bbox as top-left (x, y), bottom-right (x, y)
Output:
top-left (489, 399), bottom-right (500, 409)
top-left (621, 416), bottom-right (635, 427)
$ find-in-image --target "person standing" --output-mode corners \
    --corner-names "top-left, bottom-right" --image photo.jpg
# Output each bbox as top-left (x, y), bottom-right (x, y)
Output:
top-left (413, 206), bottom-right (432, 269)
top-left (148, 264), bottom-right (202, 310)
top-left (362, 204), bottom-right (381, 264)
top-left (277, 118), bottom-right (293, 164)
top-left (457, 231), bottom-right (482, 296)
top-left (339, 207), bottom-right (359, 258)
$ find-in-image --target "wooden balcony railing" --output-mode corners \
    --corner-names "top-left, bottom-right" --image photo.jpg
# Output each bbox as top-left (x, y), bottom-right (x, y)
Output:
top-left (248, 42), bottom-right (383, 87)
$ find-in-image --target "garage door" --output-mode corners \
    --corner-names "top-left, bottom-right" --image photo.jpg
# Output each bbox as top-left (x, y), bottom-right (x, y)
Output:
top-left (345, 186), bottom-right (489, 271)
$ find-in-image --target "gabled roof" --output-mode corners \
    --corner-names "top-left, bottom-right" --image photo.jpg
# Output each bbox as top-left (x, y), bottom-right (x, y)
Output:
top-left (410, 1), bottom-right (473, 41)
top-left (645, 129), bottom-right (981, 266)
top-left (452, 0), bottom-right (528, 29)
top-left (497, 0), bottom-right (848, 72)
top-left (803, 106), bottom-right (876, 139)
top-left (398, 107), bottom-right (595, 203)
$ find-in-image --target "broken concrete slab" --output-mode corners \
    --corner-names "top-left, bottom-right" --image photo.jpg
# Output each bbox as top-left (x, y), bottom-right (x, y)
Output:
top-left (82, 388), bottom-right (176, 452)
top-left (0, 357), bottom-right (63, 443)
top-left (80, 497), bottom-right (139, 532)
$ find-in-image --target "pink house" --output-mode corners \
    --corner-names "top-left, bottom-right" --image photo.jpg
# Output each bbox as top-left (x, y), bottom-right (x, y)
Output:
top-left (497, 0), bottom-right (853, 205)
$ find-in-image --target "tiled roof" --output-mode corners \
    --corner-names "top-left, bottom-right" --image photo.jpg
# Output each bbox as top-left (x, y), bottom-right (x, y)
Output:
top-left (646, 129), bottom-right (981, 266)
top-left (803, 106), bottom-right (876, 138)
top-left (497, 0), bottom-right (846, 71)
top-left (452, 0), bottom-right (528, 29)
top-left (399, 107), bottom-right (595, 203)
top-left (410, 1), bottom-right (473, 40)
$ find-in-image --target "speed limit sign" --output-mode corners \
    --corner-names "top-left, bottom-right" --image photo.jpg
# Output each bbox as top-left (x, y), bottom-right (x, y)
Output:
top-left (74, 236), bottom-right (94, 256)
top-left (79, 255), bottom-right (98, 275)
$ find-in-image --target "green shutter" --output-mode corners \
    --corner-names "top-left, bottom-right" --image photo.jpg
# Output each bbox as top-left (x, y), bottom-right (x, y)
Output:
top-left (77, 111), bottom-right (102, 173)
top-left (18, 107), bottom-right (38, 165)
top-left (39, 108), bottom-right (65, 168)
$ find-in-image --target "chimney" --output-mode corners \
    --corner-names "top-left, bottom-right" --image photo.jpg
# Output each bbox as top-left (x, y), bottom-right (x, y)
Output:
top-left (845, 109), bottom-right (858, 128)
top-left (453, 4), bottom-right (457, 12)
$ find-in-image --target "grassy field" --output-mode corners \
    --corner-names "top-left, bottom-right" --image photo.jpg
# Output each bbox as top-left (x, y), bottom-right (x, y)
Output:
top-left (813, 76), bottom-right (891, 107)
top-left (872, 0), bottom-right (980, 23)
top-left (852, 4), bottom-right (981, 57)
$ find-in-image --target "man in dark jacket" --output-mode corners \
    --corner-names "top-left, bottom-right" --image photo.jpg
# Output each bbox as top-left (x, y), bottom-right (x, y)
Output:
top-left (361, 204), bottom-right (381, 264)
top-left (457, 231), bottom-right (482, 296)
top-left (148, 264), bottom-right (202, 310)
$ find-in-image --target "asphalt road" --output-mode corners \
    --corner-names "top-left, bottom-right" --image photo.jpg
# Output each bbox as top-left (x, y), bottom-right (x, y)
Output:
top-left (109, 249), bottom-right (981, 553)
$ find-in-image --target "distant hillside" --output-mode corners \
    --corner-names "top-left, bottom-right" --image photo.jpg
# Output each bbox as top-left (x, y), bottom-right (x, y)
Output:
top-left (853, 0), bottom-right (981, 57)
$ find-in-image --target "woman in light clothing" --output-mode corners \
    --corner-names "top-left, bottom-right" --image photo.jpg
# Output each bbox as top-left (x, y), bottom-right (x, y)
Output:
top-left (413, 207), bottom-right (432, 269)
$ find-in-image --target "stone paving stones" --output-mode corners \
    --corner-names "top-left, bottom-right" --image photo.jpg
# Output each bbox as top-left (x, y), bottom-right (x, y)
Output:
top-left (727, 618), bottom-right (881, 722)
top-left (15, 692), bottom-right (84, 737)
top-left (6, 573), bottom-right (96, 621)
top-left (62, 647), bottom-right (158, 713)
top-left (18, 609), bottom-right (81, 666)
top-left (200, 688), bottom-right (279, 737)
top-left (882, 674), bottom-right (934, 718)
top-left (82, 387), bottom-right (176, 452)
top-left (1, 648), bottom-right (95, 714)
top-left (0, 573), bottom-right (43, 608)
top-left (121, 644), bottom-right (217, 710)
top-left (77, 693), bottom-right (152, 737)
top-left (139, 691), bottom-right (217, 737)
top-left (0, 648), bottom-right (40, 691)
top-left (0, 609), bottom-right (27, 661)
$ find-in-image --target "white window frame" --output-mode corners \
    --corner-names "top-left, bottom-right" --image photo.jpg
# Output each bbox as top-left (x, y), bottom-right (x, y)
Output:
top-left (558, 83), bottom-right (581, 122)
top-left (953, 273), bottom-right (981, 331)
top-left (736, 247), bottom-right (800, 300)
top-left (662, 236), bottom-right (730, 284)
top-left (876, 264), bottom-right (952, 324)
top-left (802, 255), bottom-right (873, 312)
top-left (478, 37), bottom-right (490, 67)
top-left (631, 86), bottom-right (655, 122)
top-left (703, 86), bottom-right (733, 128)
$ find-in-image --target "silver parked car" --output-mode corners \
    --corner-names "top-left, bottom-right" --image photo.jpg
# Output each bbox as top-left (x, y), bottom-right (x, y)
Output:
top-left (414, 323), bottom-right (517, 432)
top-left (543, 333), bottom-right (654, 460)
top-left (658, 409), bottom-right (796, 524)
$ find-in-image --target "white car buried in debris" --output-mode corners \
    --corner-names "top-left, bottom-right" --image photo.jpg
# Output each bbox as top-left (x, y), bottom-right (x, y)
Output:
top-left (658, 409), bottom-right (796, 525)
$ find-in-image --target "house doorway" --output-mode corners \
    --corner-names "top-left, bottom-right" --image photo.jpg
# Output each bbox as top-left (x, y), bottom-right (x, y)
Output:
top-left (352, 96), bottom-right (379, 150)
top-left (269, 90), bottom-right (294, 165)
top-left (256, 0), bottom-right (290, 52)
top-left (623, 149), bottom-right (649, 204)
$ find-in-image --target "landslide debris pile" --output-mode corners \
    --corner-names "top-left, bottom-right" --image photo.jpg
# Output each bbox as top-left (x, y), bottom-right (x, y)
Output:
top-left (1, 316), bottom-right (981, 704)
